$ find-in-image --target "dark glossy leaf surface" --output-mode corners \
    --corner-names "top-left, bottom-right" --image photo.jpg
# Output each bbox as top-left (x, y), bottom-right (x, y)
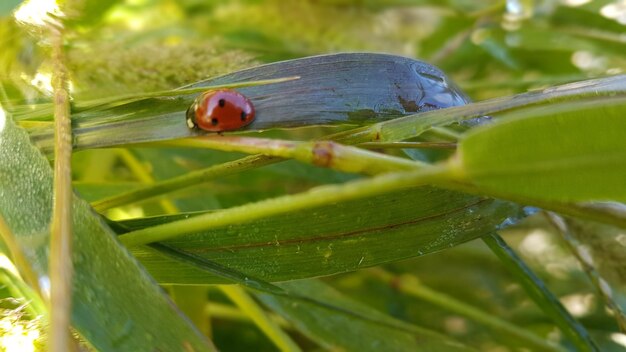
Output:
top-left (30, 53), bottom-right (468, 153)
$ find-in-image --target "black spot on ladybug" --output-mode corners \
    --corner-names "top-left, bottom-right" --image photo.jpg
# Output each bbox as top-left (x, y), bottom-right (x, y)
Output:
top-left (211, 118), bottom-right (218, 125)
top-left (241, 111), bottom-right (247, 121)
top-left (218, 99), bottom-right (225, 107)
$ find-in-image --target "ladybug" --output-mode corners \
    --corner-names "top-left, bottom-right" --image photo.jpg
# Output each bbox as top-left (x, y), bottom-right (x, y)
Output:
top-left (186, 89), bottom-right (255, 132)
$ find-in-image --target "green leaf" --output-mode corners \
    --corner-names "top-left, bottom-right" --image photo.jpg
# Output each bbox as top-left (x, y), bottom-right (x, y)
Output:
top-left (117, 187), bottom-right (519, 284)
top-left (457, 98), bottom-right (626, 203)
top-left (257, 279), bottom-right (476, 352)
top-left (0, 111), bottom-right (214, 351)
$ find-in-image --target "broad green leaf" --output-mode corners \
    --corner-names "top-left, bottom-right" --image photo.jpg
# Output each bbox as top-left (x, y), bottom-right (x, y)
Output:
top-left (257, 279), bottom-right (476, 352)
top-left (0, 111), bottom-right (214, 351)
top-left (117, 187), bottom-right (519, 284)
top-left (457, 98), bottom-right (626, 203)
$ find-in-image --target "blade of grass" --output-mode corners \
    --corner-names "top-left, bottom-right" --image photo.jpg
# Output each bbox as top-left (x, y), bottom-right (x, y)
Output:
top-left (49, 21), bottom-right (74, 352)
top-left (92, 154), bottom-right (279, 211)
top-left (14, 76), bottom-right (300, 120)
top-left (146, 240), bottom-right (479, 349)
top-left (117, 165), bottom-right (451, 247)
top-left (0, 213), bottom-right (43, 298)
top-left (73, 76), bottom-right (301, 112)
top-left (0, 268), bottom-right (47, 320)
top-left (205, 302), bottom-right (292, 330)
top-left (143, 238), bottom-right (480, 351)
top-left (545, 213), bottom-right (626, 333)
top-left (258, 279), bottom-right (478, 352)
top-left (482, 233), bottom-right (598, 351)
top-left (115, 150), bottom-right (302, 345)
top-left (368, 268), bottom-right (565, 352)
top-left (220, 285), bottom-right (302, 352)
top-left (116, 150), bottom-right (218, 338)
top-left (170, 285), bottom-right (212, 338)
top-left (358, 141), bottom-right (457, 149)
top-left (116, 149), bottom-right (178, 214)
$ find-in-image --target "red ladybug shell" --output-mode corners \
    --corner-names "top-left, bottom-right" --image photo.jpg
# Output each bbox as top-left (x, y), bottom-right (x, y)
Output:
top-left (187, 89), bottom-right (255, 132)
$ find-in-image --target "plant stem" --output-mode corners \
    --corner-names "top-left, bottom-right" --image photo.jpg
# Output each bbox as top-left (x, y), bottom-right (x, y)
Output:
top-left (368, 268), bottom-right (565, 352)
top-left (220, 285), bottom-right (302, 352)
top-left (49, 22), bottom-right (74, 352)
top-left (205, 302), bottom-right (293, 329)
top-left (93, 154), bottom-right (278, 211)
top-left (358, 141), bottom-right (457, 149)
top-left (118, 165), bottom-right (451, 246)
top-left (156, 136), bottom-right (424, 175)
top-left (483, 233), bottom-right (598, 351)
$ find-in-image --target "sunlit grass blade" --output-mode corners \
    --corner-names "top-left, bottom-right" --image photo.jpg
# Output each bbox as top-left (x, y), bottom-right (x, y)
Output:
top-left (92, 154), bottom-right (279, 211)
top-left (546, 214), bottom-right (626, 333)
top-left (483, 233), bottom-right (598, 351)
top-left (220, 285), bottom-right (302, 352)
